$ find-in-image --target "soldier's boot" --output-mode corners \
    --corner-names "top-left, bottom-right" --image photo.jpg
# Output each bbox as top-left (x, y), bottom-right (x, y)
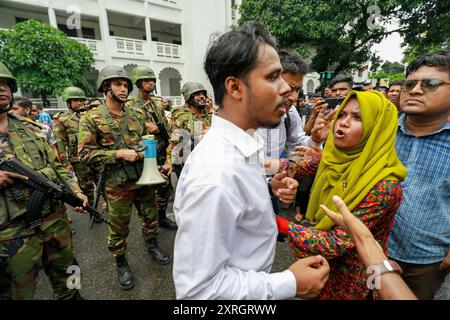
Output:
top-left (158, 209), bottom-right (178, 230)
top-left (144, 238), bottom-right (170, 265)
top-left (115, 255), bottom-right (134, 290)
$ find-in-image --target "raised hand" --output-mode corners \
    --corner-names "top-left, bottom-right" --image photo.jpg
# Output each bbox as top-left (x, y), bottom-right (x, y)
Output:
top-left (271, 171), bottom-right (298, 205)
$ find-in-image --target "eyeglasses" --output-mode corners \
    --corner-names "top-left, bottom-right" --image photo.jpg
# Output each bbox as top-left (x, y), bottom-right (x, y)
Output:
top-left (402, 79), bottom-right (450, 92)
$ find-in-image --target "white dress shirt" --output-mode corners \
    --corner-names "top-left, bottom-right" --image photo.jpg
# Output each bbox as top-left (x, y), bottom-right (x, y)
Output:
top-left (256, 106), bottom-right (314, 160)
top-left (173, 114), bottom-right (297, 300)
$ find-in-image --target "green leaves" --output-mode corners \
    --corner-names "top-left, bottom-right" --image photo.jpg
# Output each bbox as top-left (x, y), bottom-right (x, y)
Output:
top-left (239, 0), bottom-right (449, 73)
top-left (0, 19), bottom-right (95, 98)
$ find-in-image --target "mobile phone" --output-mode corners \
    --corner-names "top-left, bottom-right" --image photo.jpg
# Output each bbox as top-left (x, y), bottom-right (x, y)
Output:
top-left (324, 97), bottom-right (344, 109)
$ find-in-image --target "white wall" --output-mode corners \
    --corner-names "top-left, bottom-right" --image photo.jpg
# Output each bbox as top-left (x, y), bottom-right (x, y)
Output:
top-left (0, 5), bottom-right (50, 28)
top-left (181, 0), bottom-right (228, 96)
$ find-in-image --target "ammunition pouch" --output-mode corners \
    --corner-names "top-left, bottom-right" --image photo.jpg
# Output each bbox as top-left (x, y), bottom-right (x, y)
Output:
top-left (108, 160), bottom-right (144, 185)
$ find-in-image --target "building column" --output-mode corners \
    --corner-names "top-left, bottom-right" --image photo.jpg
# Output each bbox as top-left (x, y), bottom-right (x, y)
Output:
top-left (97, 0), bottom-right (112, 64)
top-left (48, 7), bottom-right (58, 28)
top-left (144, 0), bottom-right (153, 62)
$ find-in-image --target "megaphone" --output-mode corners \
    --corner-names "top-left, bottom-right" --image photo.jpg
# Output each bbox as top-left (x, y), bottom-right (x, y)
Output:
top-left (136, 135), bottom-right (167, 185)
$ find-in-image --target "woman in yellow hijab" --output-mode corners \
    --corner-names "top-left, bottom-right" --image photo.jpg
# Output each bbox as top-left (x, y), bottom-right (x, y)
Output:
top-left (276, 90), bottom-right (406, 300)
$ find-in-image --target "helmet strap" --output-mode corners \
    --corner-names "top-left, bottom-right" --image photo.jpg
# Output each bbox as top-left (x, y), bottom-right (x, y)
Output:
top-left (0, 104), bottom-right (12, 114)
top-left (0, 96), bottom-right (13, 114)
top-left (108, 87), bottom-right (126, 104)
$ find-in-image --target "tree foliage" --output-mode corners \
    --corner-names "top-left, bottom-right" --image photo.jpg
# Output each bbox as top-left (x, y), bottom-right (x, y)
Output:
top-left (0, 19), bottom-right (95, 100)
top-left (239, 0), bottom-right (450, 73)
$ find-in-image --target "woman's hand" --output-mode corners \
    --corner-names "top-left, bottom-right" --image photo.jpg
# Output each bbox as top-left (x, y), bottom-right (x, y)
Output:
top-left (320, 195), bottom-right (386, 267)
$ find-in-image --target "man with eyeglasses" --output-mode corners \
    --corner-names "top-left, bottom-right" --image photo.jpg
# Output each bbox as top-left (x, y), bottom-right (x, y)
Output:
top-left (388, 50), bottom-right (450, 300)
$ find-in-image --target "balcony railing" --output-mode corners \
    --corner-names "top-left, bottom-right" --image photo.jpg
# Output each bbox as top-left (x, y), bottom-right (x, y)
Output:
top-left (161, 0), bottom-right (178, 4)
top-left (71, 36), bottom-right (182, 61)
top-left (70, 37), bottom-right (104, 57)
top-left (112, 36), bottom-right (148, 56)
top-left (154, 42), bottom-right (182, 60)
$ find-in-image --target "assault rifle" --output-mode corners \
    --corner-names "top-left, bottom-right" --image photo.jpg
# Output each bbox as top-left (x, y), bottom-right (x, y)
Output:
top-left (0, 158), bottom-right (110, 228)
top-left (145, 100), bottom-right (170, 157)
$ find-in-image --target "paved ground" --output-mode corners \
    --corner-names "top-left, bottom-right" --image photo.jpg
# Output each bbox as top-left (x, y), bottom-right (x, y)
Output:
top-left (34, 197), bottom-right (297, 300)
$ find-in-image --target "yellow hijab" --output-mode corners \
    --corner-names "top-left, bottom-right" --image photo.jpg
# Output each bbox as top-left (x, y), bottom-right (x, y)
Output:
top-left (305, 90), bottom-right (407, 230)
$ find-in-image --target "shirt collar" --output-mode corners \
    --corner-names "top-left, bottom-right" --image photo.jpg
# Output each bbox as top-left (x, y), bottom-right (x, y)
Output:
top-left (210, 114), bottom-right (263, 158)
top-left (398, 113), bottom-right (450, 136)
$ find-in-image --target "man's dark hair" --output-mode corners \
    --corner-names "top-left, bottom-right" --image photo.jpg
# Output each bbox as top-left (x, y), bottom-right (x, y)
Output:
top-left (204, 21), bottom-right (277, 106)
top-left (406, 50), bottom-right (450, 77)
top-left (16, 97), bottom-right (32, 109)
top-left (37, 104), bottom-right (44, 110)
top-left (278, 49), bottom-right (309, 76)
top-left (388, 80), bottom-right (404, 90)
top-left (330, 74), bottom-right (354, 89)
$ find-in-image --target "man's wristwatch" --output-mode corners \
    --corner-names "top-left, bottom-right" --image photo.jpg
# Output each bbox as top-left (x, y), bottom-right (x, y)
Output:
top-left (364, 259), bottom-right (403, 279)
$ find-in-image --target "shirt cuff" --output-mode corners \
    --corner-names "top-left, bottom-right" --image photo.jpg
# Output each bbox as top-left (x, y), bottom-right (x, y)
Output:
top-left (268, 270), bottom-right (297, 300)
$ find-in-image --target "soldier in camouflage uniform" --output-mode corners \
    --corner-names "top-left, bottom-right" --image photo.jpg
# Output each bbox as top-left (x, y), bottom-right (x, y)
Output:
top-left (0, 62), bottom-right (88, 300)
top-left (125, 66), bottom-right (177, 230)
top-left (167, 82), bottom-right (212, 177)
top-left (78, 65), bottom-right (170, 291)
top-left (53, 87), bottom-right (96, 211)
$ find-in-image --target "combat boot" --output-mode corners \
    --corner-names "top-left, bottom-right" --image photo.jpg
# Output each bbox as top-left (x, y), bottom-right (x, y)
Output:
top-left (115, 255), bottom-right (134, 290)
top-left (144, 238), bottom-right (170, 265)
top-left (158, 209), bottom-right (178, 230)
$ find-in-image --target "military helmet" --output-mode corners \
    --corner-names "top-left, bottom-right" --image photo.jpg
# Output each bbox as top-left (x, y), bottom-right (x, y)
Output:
top-left (0, 61), bottom-right (18, 93)
top-left (131, 66), bottom-right (156, 85)
top-left (182, 82), bottom-right (207, 103)
top-left (97, 65), bottom-right (133, 93)
top-left (62, 86), bottom-right (86, 102)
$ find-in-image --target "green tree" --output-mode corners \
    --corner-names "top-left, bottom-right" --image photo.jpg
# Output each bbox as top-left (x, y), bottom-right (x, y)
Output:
top-left (370, 71), bottom-right (405, 83)
top-left (380, 61), bottom-right (405, 74)
top-left (0, 19), bottom-right (95, 102)
top-left (239, 0), bottom-right (449, 74)
top-left (398, 1), bottom-right (450, 63)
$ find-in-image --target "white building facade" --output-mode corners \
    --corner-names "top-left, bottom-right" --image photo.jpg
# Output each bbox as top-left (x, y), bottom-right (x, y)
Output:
top-left (0, 0), bottom-right (242, 107)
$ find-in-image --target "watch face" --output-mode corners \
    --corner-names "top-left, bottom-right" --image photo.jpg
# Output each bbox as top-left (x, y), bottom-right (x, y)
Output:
top-left (383, 260), bottom-right (394, 272)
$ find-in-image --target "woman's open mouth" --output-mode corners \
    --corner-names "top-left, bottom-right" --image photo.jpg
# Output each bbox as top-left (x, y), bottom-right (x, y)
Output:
top-left (335, 129), bottom-right (345, 139)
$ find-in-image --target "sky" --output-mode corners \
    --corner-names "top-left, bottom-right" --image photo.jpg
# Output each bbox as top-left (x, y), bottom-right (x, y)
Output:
top-left (372, 31), bottom-right (405, 63)
top-left (371, 21), bottom-right (405, 64)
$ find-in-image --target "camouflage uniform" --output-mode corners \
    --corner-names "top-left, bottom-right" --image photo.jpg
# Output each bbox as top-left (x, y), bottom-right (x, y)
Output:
top-left (167, 107), bottom-right (212, 176)
top-left (0, 115), bottom-right (81, 300)
top-left (126, 95), bottom-right (172, 213)
top-left (78, 103), bottom-right (158, 257)
top-left (53, 110), bottom-right (96, 205)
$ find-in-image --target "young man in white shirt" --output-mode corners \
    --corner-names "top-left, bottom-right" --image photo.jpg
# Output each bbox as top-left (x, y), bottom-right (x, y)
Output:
top-left (173, 21), bottom-right (330, 300)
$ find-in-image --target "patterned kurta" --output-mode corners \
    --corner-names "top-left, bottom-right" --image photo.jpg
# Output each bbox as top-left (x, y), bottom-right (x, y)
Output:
top-left (281, 157), bottom-right (403, 300)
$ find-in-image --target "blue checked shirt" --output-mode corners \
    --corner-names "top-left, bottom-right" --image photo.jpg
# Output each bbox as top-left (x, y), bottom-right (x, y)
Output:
top-left (388, 114), bottom-right (450, 264)
top-left (38, 111), bottom-right (53, 127)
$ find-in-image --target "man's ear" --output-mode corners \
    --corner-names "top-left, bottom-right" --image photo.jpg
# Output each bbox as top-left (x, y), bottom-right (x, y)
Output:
top-left (224, 76), bottom-right (244, 101)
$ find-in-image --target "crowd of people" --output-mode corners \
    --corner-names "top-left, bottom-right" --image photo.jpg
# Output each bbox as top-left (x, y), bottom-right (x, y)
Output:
top-left (0, 20), bottom-right (448, 301)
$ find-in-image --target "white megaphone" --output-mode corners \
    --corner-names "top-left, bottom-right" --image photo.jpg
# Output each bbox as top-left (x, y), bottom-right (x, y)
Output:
top-left (136, 135), bottom-right (167, 185)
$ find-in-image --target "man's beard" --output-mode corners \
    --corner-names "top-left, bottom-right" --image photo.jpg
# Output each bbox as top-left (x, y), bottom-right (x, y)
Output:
top-left (0, 101), bottom-right (12, 114)
top-left (192, 101), bottom-right (206, 110)
top-left (257, 118), bottom-right (282, 129)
